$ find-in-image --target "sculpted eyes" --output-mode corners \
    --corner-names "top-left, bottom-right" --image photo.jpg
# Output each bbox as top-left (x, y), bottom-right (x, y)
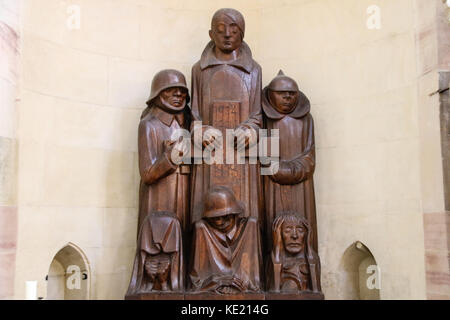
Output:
top-left (229, 24), bottom-right (239, 33)
top-left (217, 24), bottom-right (226, 33)
top-left (215, 23), bottom-right (239, 34)
top-left (297, 227), bottom-right (304, 233)
top-left (165, 88), bottom-right (187, 96)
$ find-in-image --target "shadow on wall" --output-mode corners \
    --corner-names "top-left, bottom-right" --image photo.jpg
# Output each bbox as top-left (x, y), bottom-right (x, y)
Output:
top-left (46, 243), bottom-right (90, 300)
top-left (339, 241), bottom-right (381, 300)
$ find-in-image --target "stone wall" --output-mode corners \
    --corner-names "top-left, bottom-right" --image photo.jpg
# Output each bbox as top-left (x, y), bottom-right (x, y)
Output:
top-left (0, 0), bottom-right (20, 300)
top-left (415, 0), bottom-right (450, 299)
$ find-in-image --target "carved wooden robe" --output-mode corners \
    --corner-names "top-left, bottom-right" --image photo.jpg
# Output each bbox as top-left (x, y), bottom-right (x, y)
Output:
top-left (188, 216), bottom-right (262, 293)
top-left (137, 105), bottom-right (190, 232)
top-left (262, 87), bottom-right (319, 251)
top-left (127, 212), bottom-right (184, 295)
top-left (190, 41), bottom-right (263, 224)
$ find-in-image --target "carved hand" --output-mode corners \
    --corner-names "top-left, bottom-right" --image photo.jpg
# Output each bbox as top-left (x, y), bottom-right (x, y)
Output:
top-left (269, 160), bottom-right (291, 181)
top-left (215, 275), bottom-right (245, 294)
top-left (162, 139), bottom-right (177, 155)
top-left (157, 257), bottom-right (171, 291)
top-left (169, 138), bottom-right (190, 165)
top-left (145, 258), bottom-right (160, 281)
top-left (234, 126), bottom-right (256, 150)
top-left (202, 127), bottom-right (222, 150)
top-left (162, 139), bottom-right (183, 166)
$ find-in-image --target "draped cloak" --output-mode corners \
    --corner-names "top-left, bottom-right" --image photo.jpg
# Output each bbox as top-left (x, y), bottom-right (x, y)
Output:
top-left (188, 217), bottom-right (262, 293)
top-left (190, 41), bottom-right (263, 225)
top-left (137, 105), bottom-right (190, 232)
top-left (262, 87), bottom-right (319, 252)
top-left (127, 212), bottom-right (184, 295)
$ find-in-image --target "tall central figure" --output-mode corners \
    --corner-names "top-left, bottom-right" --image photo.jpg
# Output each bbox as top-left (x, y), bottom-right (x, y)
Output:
top-left (190, 8), bottom-right (263, 224)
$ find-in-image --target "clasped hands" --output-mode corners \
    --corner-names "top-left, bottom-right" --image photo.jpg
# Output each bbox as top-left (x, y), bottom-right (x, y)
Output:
top-left (194, 125), bottom-right (255, 151)
top-left (163, 137), bottom-right (190, 165)
top-left (145, 254), bottom-right (171, 291)
top-left (215, 275), bottom-right (245, 295)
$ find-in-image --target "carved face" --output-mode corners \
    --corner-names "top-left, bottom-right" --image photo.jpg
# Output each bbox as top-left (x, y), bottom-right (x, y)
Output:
top-left (158, 87), bottom-right (188, 112)
top-left (281, 221), bottom-right (306, 254)
top-left (209, 15), bottom-right (242, 54)
top-left (207, 214), bottom-right (236, 233)
top-left (268, 90), bottom-right (299, 114)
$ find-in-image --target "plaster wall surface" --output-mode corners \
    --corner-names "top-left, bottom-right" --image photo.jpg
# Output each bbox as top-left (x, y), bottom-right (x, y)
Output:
top-left (0, 0), bottom-right (20, 300)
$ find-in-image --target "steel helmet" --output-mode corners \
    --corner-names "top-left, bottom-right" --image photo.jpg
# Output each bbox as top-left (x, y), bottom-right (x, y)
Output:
top-left (146, 69), bottom-right (190, 106)
top-left (202, 185), bottom-right (243, 219)
top-left (268, 70), bottom-right (299, 92)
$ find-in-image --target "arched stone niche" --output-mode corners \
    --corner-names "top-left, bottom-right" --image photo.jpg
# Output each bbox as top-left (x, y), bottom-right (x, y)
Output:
top-left (46, 243), bottom-right (90, 300)
top-left (339, 241), bottom-right (380, 300)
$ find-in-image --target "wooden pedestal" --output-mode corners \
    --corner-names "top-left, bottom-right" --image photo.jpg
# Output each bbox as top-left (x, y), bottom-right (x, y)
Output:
top-left (126, 291), bottom-right (324, 300)
top-left (184, 292), bottom-right (266, 300)
top-left (265, 291), bottom-right (324, 300)
top-left (125, 292), bottom-right (185, 300)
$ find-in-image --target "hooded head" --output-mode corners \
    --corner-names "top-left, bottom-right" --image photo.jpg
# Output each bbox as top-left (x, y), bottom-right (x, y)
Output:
top-left (268, 70), bottom-right (299, 92)
top-left (267, 70), bottom-right (300, 114)
top-left (263, 70), bottom-right (310, 119)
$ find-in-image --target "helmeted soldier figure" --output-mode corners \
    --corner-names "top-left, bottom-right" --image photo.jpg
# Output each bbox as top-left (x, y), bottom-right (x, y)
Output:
top-left (127, 70), bottom-right (191, 296)
top-left (188, 185), bottom-right (262, 295)
top-left (137, 69), bottom-right (191, 232)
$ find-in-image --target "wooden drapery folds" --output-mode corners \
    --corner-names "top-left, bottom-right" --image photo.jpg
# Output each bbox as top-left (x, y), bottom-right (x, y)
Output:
top-left (188, 186), bottom-right (262, 294)
top-left (267, 212), bottom-right (321, 293)
top-left (127, 211), bottom-right (184, 295)
top-left (126, 8), bottom-right (323, 300)
top-left (189, 8), bottom-right (264, 225)
top-left (137, 69), bottom-right (191, 233)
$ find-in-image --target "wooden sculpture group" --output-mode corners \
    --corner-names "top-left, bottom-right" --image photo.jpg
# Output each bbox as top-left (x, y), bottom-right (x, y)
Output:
top-left (126, 8), bottom-right (324, 300)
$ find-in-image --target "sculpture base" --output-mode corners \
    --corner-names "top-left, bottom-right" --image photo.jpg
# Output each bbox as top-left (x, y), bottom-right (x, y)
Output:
top-left (185, 292), bottom-right (266, 300)
top-left (125, 292), bottom-right (185, 300)
top-left (125, 292), bottom-right (324, 300)
top-left (265, 291), bottom-right (324, 300)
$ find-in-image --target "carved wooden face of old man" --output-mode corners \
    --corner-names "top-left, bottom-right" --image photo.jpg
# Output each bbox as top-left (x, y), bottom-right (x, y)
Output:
top-left (209, 9), bottom-right (245, 54)
top-left (281, 220), bottom-right (306, 255)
